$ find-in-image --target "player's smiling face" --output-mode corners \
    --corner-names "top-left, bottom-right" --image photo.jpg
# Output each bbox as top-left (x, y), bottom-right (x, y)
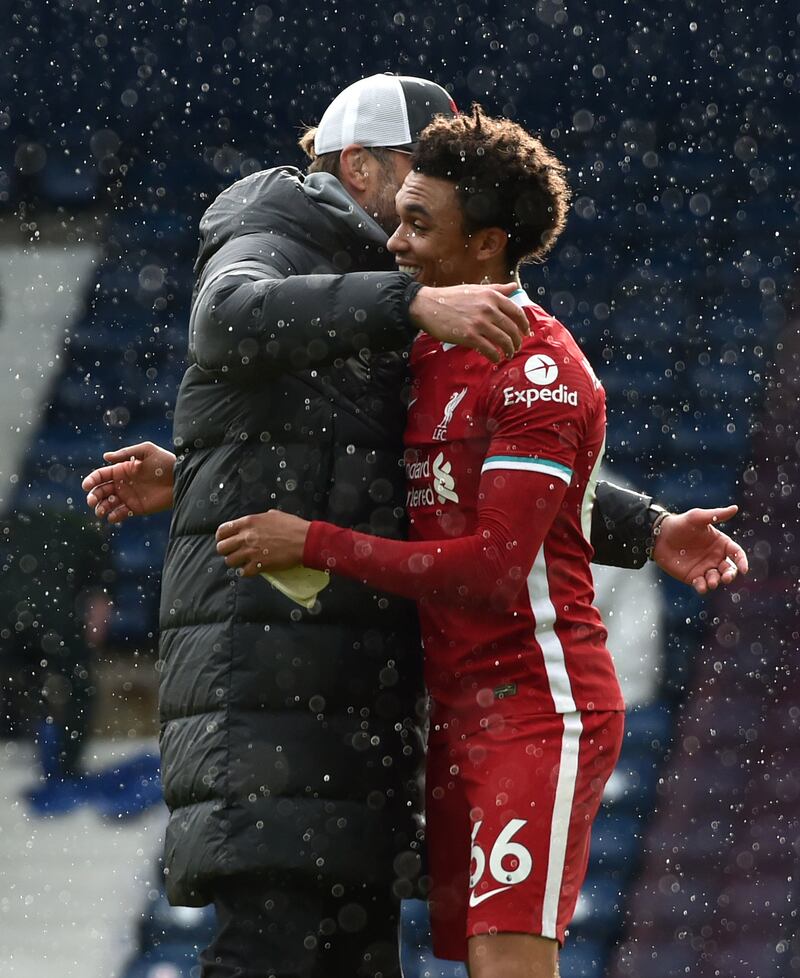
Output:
top-left (388, 171), bottom-right (488, 288)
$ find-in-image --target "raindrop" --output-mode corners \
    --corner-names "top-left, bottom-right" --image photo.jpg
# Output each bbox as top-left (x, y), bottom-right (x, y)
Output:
top-left (689, 194), bottom-right (711, 216)
top-left (15, 143), bottom-right (47, 175)
top-left (734, 137), bottom-right (758, 162)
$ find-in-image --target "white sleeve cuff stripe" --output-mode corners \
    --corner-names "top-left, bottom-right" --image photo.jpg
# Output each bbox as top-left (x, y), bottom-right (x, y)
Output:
top-left (482, 456), bottom-right (573, 485)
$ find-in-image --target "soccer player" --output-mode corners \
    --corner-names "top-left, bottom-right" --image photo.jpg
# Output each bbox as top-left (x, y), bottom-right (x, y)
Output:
top-left (213, 107), bottom-right (738, 977)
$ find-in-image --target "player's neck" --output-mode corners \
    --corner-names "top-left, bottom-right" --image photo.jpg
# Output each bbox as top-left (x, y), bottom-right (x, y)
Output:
top-left (477, 259), bottom-right (516, 286)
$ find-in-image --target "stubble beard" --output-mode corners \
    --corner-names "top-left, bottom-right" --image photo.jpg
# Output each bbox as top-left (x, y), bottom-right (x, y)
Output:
top-left (365, 171), bottom-right (402, 237)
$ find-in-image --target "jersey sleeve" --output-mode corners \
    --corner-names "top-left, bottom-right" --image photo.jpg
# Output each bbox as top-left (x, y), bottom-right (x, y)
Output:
top-left (477, 345), bottom-right (597, 487)
top-left (303, 339), bottom-right (602, 607)
top-left (303, 467), bottom-right (567, 608)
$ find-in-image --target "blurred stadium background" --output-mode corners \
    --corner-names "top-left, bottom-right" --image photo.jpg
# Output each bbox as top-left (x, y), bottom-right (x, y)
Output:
top-left (0, 1), bottom-right (797, 976)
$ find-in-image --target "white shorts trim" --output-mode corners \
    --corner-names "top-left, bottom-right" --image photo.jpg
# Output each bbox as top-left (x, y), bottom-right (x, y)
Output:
top-left (541, 711), bottom-right (583, 939)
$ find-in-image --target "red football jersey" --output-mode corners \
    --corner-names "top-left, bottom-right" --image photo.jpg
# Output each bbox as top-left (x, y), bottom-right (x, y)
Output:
top-left (305, 290), bottom-right (624, 717)
top-left (401, 290), bottom-right (623, 716)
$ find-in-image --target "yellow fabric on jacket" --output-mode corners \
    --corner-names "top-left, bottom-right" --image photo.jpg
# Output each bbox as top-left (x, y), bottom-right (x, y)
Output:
top-left (261, 566), bottom-right (330, 609)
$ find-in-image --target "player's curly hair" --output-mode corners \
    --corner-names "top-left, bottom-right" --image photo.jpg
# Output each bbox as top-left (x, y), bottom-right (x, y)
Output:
top-left (412, 105), bottom-right (571, 268)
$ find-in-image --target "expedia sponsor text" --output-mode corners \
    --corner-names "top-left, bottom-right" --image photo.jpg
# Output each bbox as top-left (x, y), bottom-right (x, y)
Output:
top-left (503, 384), bottom-right (578, 407)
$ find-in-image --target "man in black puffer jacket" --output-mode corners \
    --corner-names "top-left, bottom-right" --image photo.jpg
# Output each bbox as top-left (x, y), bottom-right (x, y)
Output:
top-left (83, 75), bottom-right (747, 978)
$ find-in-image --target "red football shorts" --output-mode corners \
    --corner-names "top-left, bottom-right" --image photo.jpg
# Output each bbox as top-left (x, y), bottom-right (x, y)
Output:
top-left (425, 709), bottom-right (624, 961)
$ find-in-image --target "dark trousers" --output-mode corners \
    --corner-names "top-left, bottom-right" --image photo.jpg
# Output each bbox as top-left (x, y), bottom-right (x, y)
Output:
top-left (199, 873), bottom-right (401, 978)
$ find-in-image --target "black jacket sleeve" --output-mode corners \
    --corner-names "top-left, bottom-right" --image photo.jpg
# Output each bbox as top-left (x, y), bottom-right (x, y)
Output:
top-left (190, 236), bottom-right (420, 382)
top-left (591, 480), bottom-right (662, 568)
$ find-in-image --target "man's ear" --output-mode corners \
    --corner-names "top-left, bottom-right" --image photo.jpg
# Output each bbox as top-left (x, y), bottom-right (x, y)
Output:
top-left (475, 226), bottom-right (509, 263)
top-left (338, 145), bottom-right (371, 195)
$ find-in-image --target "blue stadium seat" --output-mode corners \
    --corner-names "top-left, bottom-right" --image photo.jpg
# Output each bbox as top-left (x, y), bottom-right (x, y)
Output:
top-left (121, 157), bottom-right (227, 214)
top-left (600, 357), bottom-right (674, 403)
top-left (659, 625), bottom-right (704, 701)
top-left (622, 704), bottom-right (674, 752)
top-left (589, 811), bottom-right (642, 874)
top-left (37, 156), bottom-right (99, 207)
top-left (399, 900), bottom-right (467, 978)
top-left (113, 517), bottom-right (170, 575)
top-left (109, 211), bottom-right (198, 256)
top-left (652, 468), bottom-right (740, 513)
top-left (559, 936), bottom-right (608, 978)
top-left (664, 411), bottom-right (749, 459)
top-left (17, 475), bottom-right (82, 511)
top-left (725, 196), bottom-right (795, 233)
top-left (121, 943), bottom-right (201, 978)
top-left (48, 359), bottom-right (179, 425)
top-left (107, 580), bottom-right (161, 644)
top-left (94, 261), bottom-right (150, 300)
top-left (602, 753), bottom-right (659, 816)
top-left (611, 937), bottom-right (698, 976)
top-left (604, 406), bottom-right (661, 461)
top-left (674, 815), bottom-right (739, 865)
top-left (152, 317), bottom-right (190, 365)
top-left (31, 425), bottom-right (110, 469)
top-left (657, 577), bottom-right (706, 628)
top-left (687, 360), bottom-right (760, 401)
top-left (569, 876), bottom-right (625, 939)
top-left (48, 370), bottom-right (107, 422)
top-left (69, 299), bottom-right (156, 359)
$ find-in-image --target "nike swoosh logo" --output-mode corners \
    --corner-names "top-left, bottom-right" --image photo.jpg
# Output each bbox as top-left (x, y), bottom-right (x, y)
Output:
top-left (408, 397), bottom-right (418, 407)
top-left (468, 885), bottom-right (512, 907)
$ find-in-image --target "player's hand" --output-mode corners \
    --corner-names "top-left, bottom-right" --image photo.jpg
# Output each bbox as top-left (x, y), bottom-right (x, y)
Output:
top-left (215, 510), bottom-right (310, 576)
top-left (409, 282), bottom-right (530, 364)
top-left (81, 442), bottom-right (176, 524)
top-left (652, 505), bottom-right (749, 595)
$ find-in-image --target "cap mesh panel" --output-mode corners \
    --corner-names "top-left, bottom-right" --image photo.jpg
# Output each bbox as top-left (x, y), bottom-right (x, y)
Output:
top-left (314, 75), bottom-right (412, 154)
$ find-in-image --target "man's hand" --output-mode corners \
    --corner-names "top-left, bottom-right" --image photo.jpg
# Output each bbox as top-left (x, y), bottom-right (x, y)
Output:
top-left (653, 505), bottom-right (749, 594)
top-left (215, 511), bottom-right (310, 576)
top-left (81, 442), bottom-right (176, 524)
top-left (409, 282), bottom-right (530, 363)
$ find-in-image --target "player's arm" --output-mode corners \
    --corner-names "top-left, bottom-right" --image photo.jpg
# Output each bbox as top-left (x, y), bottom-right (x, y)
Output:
top-left (216, 348), bottom-right (581, 603)
top-left (651, 504), bottom-right (747, 593)
top-left (590, 482), bottom-right (747, 591)
top-left (590, 480), bottom-right (660, 567)
top-left (215, 466), bottom-right (568, 609)
top-left (216, 473), bottom-right (745, 599)
top-left (192, 240), bottom-right (529, 378)
top-left (190, 235), bottom-right (422, 381)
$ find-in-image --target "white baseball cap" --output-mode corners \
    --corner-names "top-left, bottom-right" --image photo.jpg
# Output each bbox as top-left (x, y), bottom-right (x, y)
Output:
top-left (313, 73), bottom-right (458, 156)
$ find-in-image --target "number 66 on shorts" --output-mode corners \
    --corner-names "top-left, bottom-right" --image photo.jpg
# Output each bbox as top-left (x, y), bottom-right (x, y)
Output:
top-left (469, 818), bottom-right (533, 904)
top-left (425, 710), bottom-right (624, 961)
